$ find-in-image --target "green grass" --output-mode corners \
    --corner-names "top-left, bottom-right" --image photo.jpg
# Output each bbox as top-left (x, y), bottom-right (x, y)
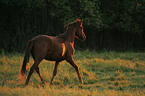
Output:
top-left (0, 50), bottom-right (145, 96)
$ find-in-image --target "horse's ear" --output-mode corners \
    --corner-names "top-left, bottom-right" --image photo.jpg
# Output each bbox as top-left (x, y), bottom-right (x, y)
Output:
top-left (82, 19), bottom-right (84, 23)
top-left (76, 18), bottom-right (81, 22)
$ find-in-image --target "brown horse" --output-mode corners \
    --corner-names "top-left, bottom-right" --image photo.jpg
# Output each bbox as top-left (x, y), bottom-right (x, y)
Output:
top-left (18, 19), bottom-right (86, 85)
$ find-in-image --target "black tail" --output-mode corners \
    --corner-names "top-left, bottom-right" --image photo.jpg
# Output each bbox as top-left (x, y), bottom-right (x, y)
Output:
top-left (18, 40), bottom-right (33, 83)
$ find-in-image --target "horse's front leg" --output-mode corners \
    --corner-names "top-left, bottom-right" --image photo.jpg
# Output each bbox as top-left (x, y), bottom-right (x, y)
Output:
top-left (66, 57), bottom-right (83, 84)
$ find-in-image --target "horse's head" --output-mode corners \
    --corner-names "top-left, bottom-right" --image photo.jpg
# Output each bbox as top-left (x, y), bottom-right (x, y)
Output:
top-left (75, 19), bottom-right (86, 42)
top-left (64, 19), bottom-right (86, 42)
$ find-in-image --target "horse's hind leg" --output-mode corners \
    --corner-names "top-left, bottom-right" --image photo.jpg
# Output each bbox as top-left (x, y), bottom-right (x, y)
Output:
top-left (25, 59), bottom-right (42, 85)
top-left (50, 61), bottom-right (60, 84)
top-left (35, 66), bottom-right (45, 84)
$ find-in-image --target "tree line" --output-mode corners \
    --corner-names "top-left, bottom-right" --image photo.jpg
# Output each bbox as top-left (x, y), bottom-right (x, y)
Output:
top-left (0, 0), bottom-right (145, 52)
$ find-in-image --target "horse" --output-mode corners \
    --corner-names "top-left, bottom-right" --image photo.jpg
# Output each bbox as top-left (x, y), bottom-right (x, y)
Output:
top-left (18, 19), bottom-right (86, 85)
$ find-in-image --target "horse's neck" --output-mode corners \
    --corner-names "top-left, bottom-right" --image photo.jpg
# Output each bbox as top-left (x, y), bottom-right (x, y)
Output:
top-left (62, 27), bottom-right (76, 43)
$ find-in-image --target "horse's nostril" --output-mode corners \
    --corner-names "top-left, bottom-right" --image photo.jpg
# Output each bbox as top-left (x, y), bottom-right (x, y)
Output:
top-left (83, 35), bottom-right (86, 40)
top-left (81, 35), bottom-right (86, 42)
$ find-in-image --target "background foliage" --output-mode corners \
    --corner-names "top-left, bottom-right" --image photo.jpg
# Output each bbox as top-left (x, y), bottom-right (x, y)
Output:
top-left (0, 0), bottom-right (145, 52)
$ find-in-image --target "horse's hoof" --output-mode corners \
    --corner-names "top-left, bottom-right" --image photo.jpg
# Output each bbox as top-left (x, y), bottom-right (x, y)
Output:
top-left (50, 82), bottom-right (53, 85)
top-left (42, 81), bottom-right (45, 84)
top-left (79, 80), bottom-right (83, 84)
top-left (25, 82), bottom-right (29, 86)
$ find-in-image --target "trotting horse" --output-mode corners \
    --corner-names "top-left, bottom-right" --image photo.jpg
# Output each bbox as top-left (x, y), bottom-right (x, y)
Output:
top-left (18, 19), bottom-right (86, 85)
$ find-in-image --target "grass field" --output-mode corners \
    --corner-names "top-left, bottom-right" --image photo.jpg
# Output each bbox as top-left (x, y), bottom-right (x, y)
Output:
top-left (0, 50), bottom-right (145, 96)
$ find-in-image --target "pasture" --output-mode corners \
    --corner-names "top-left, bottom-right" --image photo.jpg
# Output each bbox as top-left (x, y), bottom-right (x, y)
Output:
top-left (0, 50), bottom-right (145, 96)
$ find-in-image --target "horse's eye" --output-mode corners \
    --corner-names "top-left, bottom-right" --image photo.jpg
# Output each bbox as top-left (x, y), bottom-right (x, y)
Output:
top-left (81, 26), bottom-right (84, 29)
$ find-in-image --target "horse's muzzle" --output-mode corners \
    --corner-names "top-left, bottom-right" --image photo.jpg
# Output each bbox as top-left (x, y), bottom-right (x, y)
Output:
top-left (82, 35), bottom-right (86, 42)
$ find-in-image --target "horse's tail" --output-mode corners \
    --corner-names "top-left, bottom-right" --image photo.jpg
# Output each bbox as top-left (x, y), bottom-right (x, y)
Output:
top-left (18, 40), bottom-right (33, 83)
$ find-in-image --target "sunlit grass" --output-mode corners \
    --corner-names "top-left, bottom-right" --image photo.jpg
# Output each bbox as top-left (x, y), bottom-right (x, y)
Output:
top-left (0, 50), bottom-right (145, 95)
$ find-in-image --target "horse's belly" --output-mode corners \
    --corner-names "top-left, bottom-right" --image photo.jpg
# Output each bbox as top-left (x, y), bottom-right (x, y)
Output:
top-left (44, 52), bottom-right (65, 61)
top-left (44, 41), bottom-right (66, 61)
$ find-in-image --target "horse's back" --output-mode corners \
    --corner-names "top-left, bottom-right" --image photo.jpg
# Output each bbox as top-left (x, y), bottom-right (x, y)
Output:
top-left (31, 35), bottom-right (53, 41)
top-left (32, 35), bottom-right (53, 47)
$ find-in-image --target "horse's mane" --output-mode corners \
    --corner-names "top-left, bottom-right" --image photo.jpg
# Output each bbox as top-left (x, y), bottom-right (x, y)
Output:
top-left (64, 19), bottom-right (82, 28)
top-left (57, 19), bottom-right (82, 41)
